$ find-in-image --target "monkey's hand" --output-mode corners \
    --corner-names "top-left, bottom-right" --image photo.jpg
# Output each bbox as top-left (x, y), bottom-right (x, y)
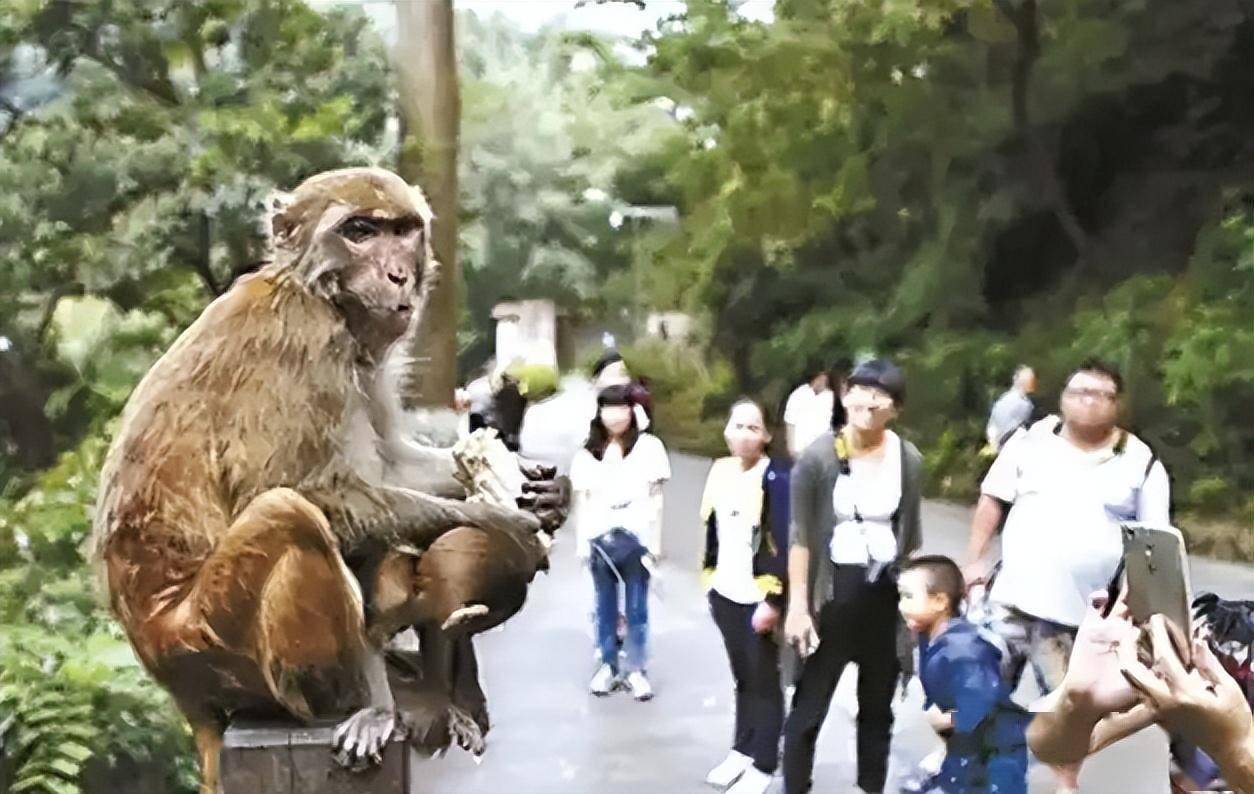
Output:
top-left (332, 706), bottom-right (403, 770)
top-left (516, 462), bottom-right (569, 532)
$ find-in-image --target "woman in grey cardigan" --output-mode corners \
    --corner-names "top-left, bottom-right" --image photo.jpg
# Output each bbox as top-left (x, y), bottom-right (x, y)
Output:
top-left (781, 359), bottom-right (923, 794)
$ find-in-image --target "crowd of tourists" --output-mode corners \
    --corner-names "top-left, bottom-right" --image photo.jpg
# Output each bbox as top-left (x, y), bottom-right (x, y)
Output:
top-left (472, 352), bottom-right (1254, 793)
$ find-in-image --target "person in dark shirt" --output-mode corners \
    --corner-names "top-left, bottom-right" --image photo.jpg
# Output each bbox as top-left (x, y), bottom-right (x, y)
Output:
top-left (898, 556), bottom-right (1030, 794)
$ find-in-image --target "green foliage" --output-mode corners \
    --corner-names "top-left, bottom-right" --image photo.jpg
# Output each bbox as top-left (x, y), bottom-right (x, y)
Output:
top-left (617, 0), bottom-right (1254, 554)
top-left (456, 11), bottom-right (681, 370)
top-left (505, 361), bottom-right (560, 401)
top-left (621, 339), bottom-right (736, 457)
top-left (0, 0), bottom-right (393, 480)
top-left (0, 439), bottom-right (196, 793)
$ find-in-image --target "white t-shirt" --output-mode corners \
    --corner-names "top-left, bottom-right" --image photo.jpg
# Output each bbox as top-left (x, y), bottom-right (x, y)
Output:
top-left (830, 430), bottom-right (902, 567)
top-left (784, 384), bottom-right (834, 454)
top-left (570, 433), bottom-right (670, 555)
top-left (983, 417), bottom-right (1171, 627)
top-left (710, 457), bottom-right (770, 604)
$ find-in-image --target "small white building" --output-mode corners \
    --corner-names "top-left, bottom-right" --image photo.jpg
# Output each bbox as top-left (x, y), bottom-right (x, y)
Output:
top-left (644, 311), bottom-right (695, 344)
top-left (492, 299), bottom-right (561, 370)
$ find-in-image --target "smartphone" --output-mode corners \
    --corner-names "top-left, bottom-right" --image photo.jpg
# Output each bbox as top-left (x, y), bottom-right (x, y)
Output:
top-left (1120, 524), bottom-right (1193, 665)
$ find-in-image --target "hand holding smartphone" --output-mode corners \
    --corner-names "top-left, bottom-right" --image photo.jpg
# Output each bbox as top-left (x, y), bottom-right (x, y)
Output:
top-left (1115, 524), bottom-right (1194, 667)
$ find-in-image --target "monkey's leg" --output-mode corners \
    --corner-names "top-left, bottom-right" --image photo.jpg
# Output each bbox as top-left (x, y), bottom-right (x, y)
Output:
top-left (366, 526), bottom-right (534, 642)
top-left (144, 488), bottom-right (401, 774)
top-left (190, 720), bottom-right (224, 794)
top-left (449, 635), bottom-right (489, 738)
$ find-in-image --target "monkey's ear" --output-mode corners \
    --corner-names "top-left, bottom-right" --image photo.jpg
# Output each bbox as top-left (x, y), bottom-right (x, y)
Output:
top-left (267, 190), bottom-right (298, 247)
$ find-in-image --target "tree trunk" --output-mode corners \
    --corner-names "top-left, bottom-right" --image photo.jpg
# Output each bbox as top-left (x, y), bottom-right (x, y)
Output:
top-left (395, 0), bottom-right (461, 408)
top-left (0, 351), bottom-right (55, 469)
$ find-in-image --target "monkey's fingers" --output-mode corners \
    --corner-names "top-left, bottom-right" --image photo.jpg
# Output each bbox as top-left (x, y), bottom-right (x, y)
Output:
top-left (518, 459), bottom-right (557, 481)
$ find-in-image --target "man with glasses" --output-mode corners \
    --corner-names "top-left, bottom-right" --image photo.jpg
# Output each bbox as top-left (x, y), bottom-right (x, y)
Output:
top-left (964, 358), bottom-right (1170, 793)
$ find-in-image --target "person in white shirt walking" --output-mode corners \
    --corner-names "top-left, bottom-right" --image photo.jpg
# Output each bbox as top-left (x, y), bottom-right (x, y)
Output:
top-left (570, 384), bottom-right (670, 701)
top-left (985, 365), bottom-right (1037, 451)
top-left (964, 358), bottom-right (1171, 793)
top-left (784, 366), bottom-right (836, 459)
top-left (700, 399), bottom-right (792, 794)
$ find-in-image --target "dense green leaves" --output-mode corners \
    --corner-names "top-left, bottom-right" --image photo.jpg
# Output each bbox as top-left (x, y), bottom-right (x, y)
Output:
top-left (622, 0), bottom-right (1254, 534)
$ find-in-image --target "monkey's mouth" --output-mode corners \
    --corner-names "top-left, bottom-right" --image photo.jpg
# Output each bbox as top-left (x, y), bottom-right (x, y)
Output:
top-left (397, 303), bottom-right (413, 314)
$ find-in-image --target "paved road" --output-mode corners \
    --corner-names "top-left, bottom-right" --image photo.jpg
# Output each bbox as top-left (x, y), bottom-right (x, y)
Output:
top-left (418, 449), bottom-right (1251, 794)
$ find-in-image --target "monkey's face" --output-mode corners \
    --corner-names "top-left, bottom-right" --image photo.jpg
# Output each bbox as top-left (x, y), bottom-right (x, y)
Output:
top-left (328, 211), bottom-right (426, 347)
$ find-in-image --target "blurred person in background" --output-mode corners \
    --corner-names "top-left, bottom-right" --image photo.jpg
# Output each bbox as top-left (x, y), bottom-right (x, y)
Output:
top-left (985, 366), bottom-right (1037, 453)
top-left (570, 384), bottom-right (670, 700)
top-left (700, 397), bottom-right (791, 794)
top-left (784, 363), bottom-right (835, 459)
top-left (783, 359), bottom-right (924, 794)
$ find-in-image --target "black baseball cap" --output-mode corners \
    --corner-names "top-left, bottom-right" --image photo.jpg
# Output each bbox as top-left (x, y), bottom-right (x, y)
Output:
top-left (846, 359), bottom-right (906, 405)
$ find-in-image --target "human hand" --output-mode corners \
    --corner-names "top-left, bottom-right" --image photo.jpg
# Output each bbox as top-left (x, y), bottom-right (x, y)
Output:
top-left (925, 704), bottom-right (954, 735)
top-left (785, 609), bottom-right (819, 657)
top-left (962, 558), bottom-right (992, 589)
top-left (751, 602), bottom-right (780, 635)
top-left (1055, 591), bottom-right (1142, 718)
top-left (1120, 615), bottom-right (1254, 765)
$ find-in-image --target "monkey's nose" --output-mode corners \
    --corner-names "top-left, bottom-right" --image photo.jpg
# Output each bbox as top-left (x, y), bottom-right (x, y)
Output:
top-left (387, 272), bottom-right (406, 286)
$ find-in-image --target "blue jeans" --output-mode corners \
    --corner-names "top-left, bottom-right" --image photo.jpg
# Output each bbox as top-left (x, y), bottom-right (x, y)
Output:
top-left (589, 530), bottom-right (649, 674)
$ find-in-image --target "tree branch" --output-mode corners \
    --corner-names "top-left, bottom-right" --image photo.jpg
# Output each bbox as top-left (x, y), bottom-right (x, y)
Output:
top-left (35, 282), bottom-right (86, 343)
top-left (193, 212), bottom-right (221, 296)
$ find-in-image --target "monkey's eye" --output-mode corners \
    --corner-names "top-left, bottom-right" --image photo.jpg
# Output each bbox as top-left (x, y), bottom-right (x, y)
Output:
top-left (337, 217), bottom-right (380, 242)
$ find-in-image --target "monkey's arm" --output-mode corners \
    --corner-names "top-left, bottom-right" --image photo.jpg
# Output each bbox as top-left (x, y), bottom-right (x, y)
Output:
top-left (379, 436), bottom-right (466, 499)
top-left (303, 471), bottom-right (541, 551)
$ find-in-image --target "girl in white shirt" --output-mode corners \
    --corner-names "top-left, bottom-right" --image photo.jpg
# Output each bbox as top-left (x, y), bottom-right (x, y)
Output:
top-left (570, 384), bottom-right (670, 700)
top-left (700, 399), bottom-right (791, 794)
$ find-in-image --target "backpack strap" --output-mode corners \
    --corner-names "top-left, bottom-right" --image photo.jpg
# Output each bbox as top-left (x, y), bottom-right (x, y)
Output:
top-left (891, 435), bottom-right (906, 524)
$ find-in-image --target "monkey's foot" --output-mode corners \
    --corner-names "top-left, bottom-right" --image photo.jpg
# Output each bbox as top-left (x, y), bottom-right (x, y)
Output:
top-left (404, 701), bottom-right (487, 757)
top-left (447, 704), bottom-right (486, 756)
top-left (441, 603), bottom-right (490, 632)
top-left (331, 707), bottom-right (402, 771)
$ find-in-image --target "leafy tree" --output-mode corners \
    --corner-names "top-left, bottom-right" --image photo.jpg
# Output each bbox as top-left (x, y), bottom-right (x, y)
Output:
top-left (0, 0), bottom-right (393, 483)
top-left (455, 11), bottom-right (682, 368)
top-left (623, 0), bottom-right (1254, 529)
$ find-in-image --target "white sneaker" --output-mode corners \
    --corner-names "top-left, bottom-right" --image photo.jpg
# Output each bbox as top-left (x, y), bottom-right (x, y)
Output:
top-left (624, 671), bottom-right (654, 701)
top-left (726, 765), bottom-right (772, 794)
top-left (705, 751), bottom-right (753, 787)
top-left (589, 663), bottom-right (617, 696)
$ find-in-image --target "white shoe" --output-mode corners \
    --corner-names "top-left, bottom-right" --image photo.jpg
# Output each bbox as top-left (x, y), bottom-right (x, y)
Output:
top-left (726, 765), bottom-right (772, 794)
top-left (589, 663), bottom-right (617, 696)
top-left (624, 671), bottom-right (654, 701)
top-left (705, 751), bottom-right (753, 787)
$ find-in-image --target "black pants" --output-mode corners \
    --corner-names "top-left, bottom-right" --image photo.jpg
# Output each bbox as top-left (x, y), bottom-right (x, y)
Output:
top-left (709, 590), bottom-right (784, 774)
top-left (782, 572), bottom-right (900, 794)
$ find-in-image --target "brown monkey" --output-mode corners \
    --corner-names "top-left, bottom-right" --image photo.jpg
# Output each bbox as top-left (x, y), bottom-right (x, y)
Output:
top-left (91, 168), bottom-right (556, 791)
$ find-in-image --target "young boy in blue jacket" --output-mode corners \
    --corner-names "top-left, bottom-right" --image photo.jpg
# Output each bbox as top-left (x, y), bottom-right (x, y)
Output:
top-left (898, 555), bottom-right (1030, 794)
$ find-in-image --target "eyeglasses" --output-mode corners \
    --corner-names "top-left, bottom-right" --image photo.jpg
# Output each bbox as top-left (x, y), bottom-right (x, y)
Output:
top-left (1064, 387), bottom-right (1118, 403)
top-left (843, 400), bottom-right (893, 413)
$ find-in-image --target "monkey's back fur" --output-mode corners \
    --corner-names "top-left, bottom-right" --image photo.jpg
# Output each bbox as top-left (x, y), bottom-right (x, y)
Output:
top-left (93, 272), bottom-right (364, 700)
